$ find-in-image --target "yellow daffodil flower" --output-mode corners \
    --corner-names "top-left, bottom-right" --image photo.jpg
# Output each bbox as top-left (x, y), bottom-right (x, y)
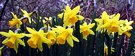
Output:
top-left (95, 11), bottom-right (110, 31)
top-left (26, 27), bottom-right (52, 52)
top-left (0, 30), bottom-right (25, 53)
top-left (21, 9), bottom-right (33, 23)
top-left (58, 5), bottom-right (84, 27)
top-left (80, 22), bottom-right (95, 40)
top-left (102, 13), bottom-right (126, 35)
top-left (45, 31), bottom-right (56, 48)
top-left (9, 12), bottom-right (22, 28)
top-left (120, 19), bottom-right (134, 38)
top-left (52, 26), bottom-right (79, 47)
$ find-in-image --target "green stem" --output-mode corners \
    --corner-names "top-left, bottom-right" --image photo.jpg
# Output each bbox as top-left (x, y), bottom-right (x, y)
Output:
top-left (105, 33), bottom-right (111, 56)
top-left (71, 21), bottom-right (81, 56)
top-left (111, 33), bottom-right (118, 56)
top-left (116, 35), bottom-right (124, 56)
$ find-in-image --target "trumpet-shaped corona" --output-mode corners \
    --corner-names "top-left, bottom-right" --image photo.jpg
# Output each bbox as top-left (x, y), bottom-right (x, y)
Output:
top-left (26, 27), bottom-right (52, 52)
top-left (58, 5), bottom-right (84, 27)
top-left (0, 30), bottom-right (25, 53)
top-left (52, 26), bottom-right (79, 47)
top-left (80, 22), bottom-right (95, 40)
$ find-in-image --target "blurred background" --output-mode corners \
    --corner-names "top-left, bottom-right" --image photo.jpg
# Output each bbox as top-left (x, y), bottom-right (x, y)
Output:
top-left (0, 0), bottom-right (135, 56)
top-left (1, 0), bottom-right (135, 30)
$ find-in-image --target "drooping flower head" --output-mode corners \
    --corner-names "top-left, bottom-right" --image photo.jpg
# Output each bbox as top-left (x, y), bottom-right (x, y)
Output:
top-left (9, 12), bottom-right (22, 28)
top-left (80, 22), bottom-right (95, 40)
top-left (0, 30), bottom-right (25, 53)
top-left (52, 26), bottom-right (79, 47)
top-left (58, 5), bottom-right (84, 27)
top-left (26, 27), bottom-right (52, 52)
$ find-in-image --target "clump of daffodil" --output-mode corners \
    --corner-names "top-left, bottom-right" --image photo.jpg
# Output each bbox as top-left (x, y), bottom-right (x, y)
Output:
top-left (21, 9), bottom-right (33, 23)
top-left (120, 19), bottom-right (134, 38)
top-left (52, 26), bottom-right (79, 47)
top-left (101, 13), bottom-right (125, 35)
top-left (9, 12), bottom-right (22, 28)
top-left (95, 11), bottom-right (126, 35)
top-left (104, 43), bottom-right (114, 56)
top-left (58, 5), bottom-right (84, 27)
top-left (45, 31), bottom-right (56, 48)
top-left (80, 22), bottom-right (95, 40)
top-left (0, 30), bottom-right (25, 53)
top-left (25, 27), bottom-right (52, 52)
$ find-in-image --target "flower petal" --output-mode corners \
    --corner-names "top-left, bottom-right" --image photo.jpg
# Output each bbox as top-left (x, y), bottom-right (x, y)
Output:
top-left (89, 30), bottom-right (95, 35)
top-left (77, 15), bottom-right (84, 20)
top-left (16, 34), bottom-right (25, 38)
top-left (26, 27), bottom-right (37, 34)
top-left (67, 36), bottom-right (73, 47)
top-left (41, 36), bottom-right (52, 44)
top-left (58, 13), bottom-right (64, 19)
top-left (0, 32), bottom-right (11, 37)
top-left (65, 5), bottom-right (71, 12)
top-left (72, 6), bottom-right (80, 14)
top-left (2, 38), bottom-right (9, 44)
top-left (72, 36), bottom-right (79, 42)
top-left (14, 42), bottom-right (18, 53)
top-left (17, 39), bottom-right (25, 46)
top-left (37, 40), bottom-right (43, 52)
top-left (112, 13), bottom-right (120, 21)
top-left (88, 23), bottom-right (95, 28)
top-left (23, 34), bottom-right (32, 37)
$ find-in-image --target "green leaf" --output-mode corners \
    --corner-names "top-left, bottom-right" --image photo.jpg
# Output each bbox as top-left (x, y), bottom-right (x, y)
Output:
top-left (126, 26), bottom-right (135, 56)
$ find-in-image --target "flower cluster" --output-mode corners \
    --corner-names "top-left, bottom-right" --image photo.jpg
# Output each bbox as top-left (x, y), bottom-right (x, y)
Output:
top-left (0, 5), bottom-right (134, 55)
top-left (95, 11), bottom-right (133, 37)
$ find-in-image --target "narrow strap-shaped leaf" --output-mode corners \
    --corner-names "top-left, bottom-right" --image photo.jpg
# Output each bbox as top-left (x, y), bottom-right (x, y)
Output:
top-left (111, 33), bottom-right (118, 56)
top-left (95, 32), bottom-right (104, 56)
top-left (71, 21), bottom-right (81, 56)
top-left (126, 26), bottom-right (135, 56)
top-left (116, 35), bottom-right (124, 56)
top-left (105, 33), bottom-right (111, 56)
top-left (10, 49), bottom-right (16, 56)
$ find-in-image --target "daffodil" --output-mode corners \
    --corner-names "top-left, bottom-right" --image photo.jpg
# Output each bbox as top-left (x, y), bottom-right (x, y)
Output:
top-left (26, 27), bottom-right (52, 52)
top-left (80, 22), bottom-right (95, 40)
top-left (102, 13), bottom-right (126, 35)
top-left (95, 11), bottom-right (110, 31)
top-left (120, 19), bottom-right (134, 38)
top-left (45, 31), bottom-right (56, 48)
top-left (0, 30), bottom-right (25, 53)
top-left (21, 9), bottom-right (33, 23)
top-left (58, 5), bottom-right (84, 27)
top-left (52, 26), bottom-right (79, 47)
top-left (9, 12), bottom-right (22, 28)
